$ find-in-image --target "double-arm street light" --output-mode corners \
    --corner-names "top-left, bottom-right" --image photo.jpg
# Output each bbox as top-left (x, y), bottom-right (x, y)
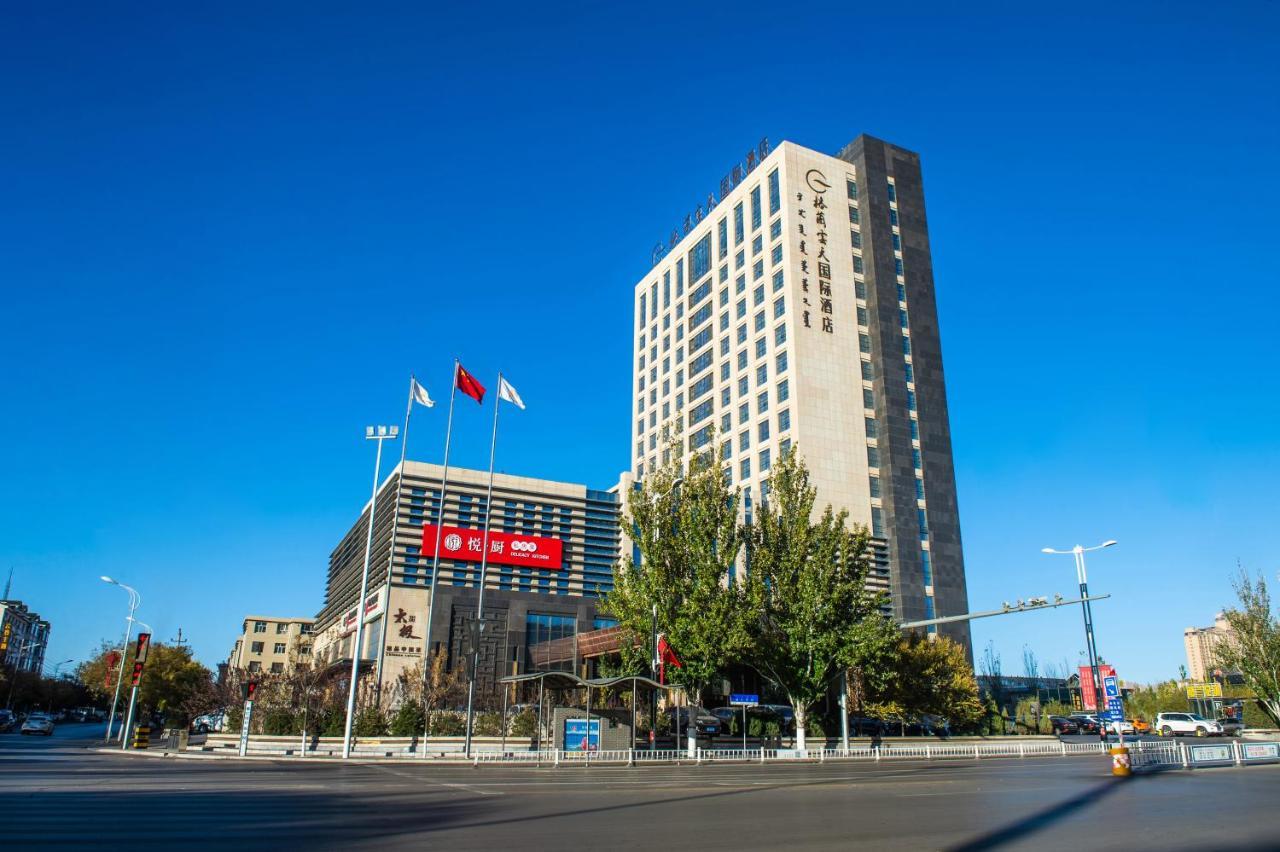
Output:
top-left (100, 576), bottom-right (140, 743)
top-left (1042, 541), bottom-right (1117, 720)
top-left (342, 424), bottom-right (398, 760)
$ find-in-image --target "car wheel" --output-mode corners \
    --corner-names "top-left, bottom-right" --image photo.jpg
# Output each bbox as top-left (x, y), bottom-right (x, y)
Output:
top-left (1195, 727), bottom-right (1207, 737)
top-left (1161, 726), bottom-right (1173, 736)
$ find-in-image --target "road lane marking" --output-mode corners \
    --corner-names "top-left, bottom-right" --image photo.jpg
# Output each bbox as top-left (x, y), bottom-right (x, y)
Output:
top-left (372, 764), bottom-right (502, 796)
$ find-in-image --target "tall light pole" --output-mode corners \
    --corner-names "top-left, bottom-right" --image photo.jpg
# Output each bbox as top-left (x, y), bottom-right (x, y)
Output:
top-left (1042, 541), bottom-right (1116, 720)
top-left (100, 576), bottom-right (140, 743)
top-left (342, 424), bottom-right (398, 760)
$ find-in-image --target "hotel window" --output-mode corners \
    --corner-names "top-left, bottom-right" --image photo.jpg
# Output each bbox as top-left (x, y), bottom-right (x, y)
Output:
top-left (851, 231), bottom-right (862, 249)
top-left (736, 299), bottom-right (746, 319)
top-left (750, 185), bottom-right (762, 230)
top-left (904, 362), bottom-right (915, 383)
top-left (772, 269), bottom-right (784, 292)
top-left (910, 419), bottom-right (919, 440)
top-left (759, 448), bottom-right (772, 471)
top-left (776, 350), bottom-right (788, 373)
top-left (847, 179), bottom-right (858, 199)
top-left (719, 312), bottom-right (728, 332)
top-left (526, 613), bottom-right (576, 667)
top-left (721, 387), bottom-right (729, 407)
top-left (663, 314), bottom-right (670, 331)
top-left (754, 311), bottom-right (765, 332)
top-left (754, 337), bottom-right (766, 359)
top-left (867, 446), bottom-right (880, 468)
top-left (857, 306), bottom-right (868, 326)
top-left (663, 272), bottom-right (670, 308)
top-left (650, 283), bottom-right (657, 320)
top-left (720, 337), bottom-right (730, 356)
top-left (771, 245), bottom-right (783, 266)
top-left (734, 203), bottom-right (745, 244)
top-left (778, 408), bottom-right (790, 431)
top-left (912, 448), bottom-right (922, 469)
top-left (737, 350), bottom-right (747, 370)
top-left (758, 420), bottom-right (770, 442)
top-left (892, 233), bottom-right (901, 252)
top-left (718, 218), bottom-right (728, 259)
top-left (752, 234), bottom-right (763, 256)
top-left (916, 478), bottom-right (925, 500)
top-left (757, 389), bottom-right (768, 413)
top-left (918, 509), bottom-right (929, 538)
top-left (753, 285), bottom-right (764, 307)
top-left (907, 390), bottom-right (917, 411)
top-left (872, 507), bottom-right (884, 537)
top-left (721, 412), bottom-right (731, 432)
top-left (719, 288), bottom-right (728, 307)
top-left (887, 182), bottom-right (897, 203)
top-left (738, 376), bottom-right (748, 396)
top-left (902, 336), bottom-right (911, 355)
top-left (720, 362), bottom-right (730, 381)
top-left (740, 457), bottom-right (751, 479)
top-left (855, 280), bottom-right (867, 300)
top-left (770, 218), bottom-right (782, 239)
top-left (780, 437), bottom-right (792, 455)
top-left (853, 256), bottom-right (864, 274)
top-left (735, 250), bottom-right (745, 271)
top-left (677, 260), bottom-right (684, 296)
top-left (689, 234), bottom-right (712, 284)
top-left (897, 282), bottom-right (906, 301)
top-left (864, 417), bottom-right (878, 438)
top-left (739, 428), bottom-right (750, 449)
top-left (753, 259), bottom-right (764, 280)
top-left (737, 325), bottom-right (747, 344)
top-left (738, 403), bottom-right (749, 424)
top-left (895, 258), bottom-right (904, 276)
top-left (890, 209), bottom-right (899, 226)
top-left (863, 388), bottom-right (875, 409)
top-left (720, 265), bottom-right (729, 283)
top-left (777, 378), bottom-right (789, 402)
top-left (848, 205), bottom-right (859, 225)
top-left (736, 273), bottom-right (746, 293)
top-left (861, 360), bottom-right (874, 381)
top-left (756, 364), bottom-right (767, 385)
top-left (921, 550), bottom-right (933, 585)
top-left (639, 295), bottom-right (646, 329)
top-left (859, 333), bottom-right (871, 354)
top-left (774, 324), bottom-right (786, 345)
top-left (768, 168), bottom-right (780, 213)
top-left (869, 476), bottom-right (881, 498)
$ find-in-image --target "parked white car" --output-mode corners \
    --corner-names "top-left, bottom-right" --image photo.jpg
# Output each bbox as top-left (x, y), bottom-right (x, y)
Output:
top-left (1155, 712), bottom-right (1222, 737)
top-left (1107, 719), bottom-right (1136, 736)
top-left (21, 713), bottom-right (55, 736)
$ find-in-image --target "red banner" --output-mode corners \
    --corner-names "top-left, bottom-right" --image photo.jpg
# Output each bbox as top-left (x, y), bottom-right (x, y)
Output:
top-left (421, 524), bottom-right (563, 570)
top-left (1078, 664), bottom-right (1116, 711)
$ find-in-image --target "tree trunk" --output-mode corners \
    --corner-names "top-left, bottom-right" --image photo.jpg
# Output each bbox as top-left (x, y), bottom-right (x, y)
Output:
top-left (795, 704), bottom-right (807, 751)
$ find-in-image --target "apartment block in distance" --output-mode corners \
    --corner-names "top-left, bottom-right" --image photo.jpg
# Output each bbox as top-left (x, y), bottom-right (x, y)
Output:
top-left (227, 616), bottom-right (315, 675)
top-left (629, 134), bottom-right (970, 647)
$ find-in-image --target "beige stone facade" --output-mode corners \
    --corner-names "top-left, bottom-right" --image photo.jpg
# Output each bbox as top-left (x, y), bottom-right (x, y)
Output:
top-left (227, 615), bottom-right (315, 675)
top-left (1184, 613), bottom-right (1235, 682)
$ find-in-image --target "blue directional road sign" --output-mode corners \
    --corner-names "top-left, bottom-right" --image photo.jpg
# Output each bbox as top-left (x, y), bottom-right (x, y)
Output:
top-left (729, 693), bottom-right (759, 707)
top-left (1103, 675), bottom-right (1119, 699)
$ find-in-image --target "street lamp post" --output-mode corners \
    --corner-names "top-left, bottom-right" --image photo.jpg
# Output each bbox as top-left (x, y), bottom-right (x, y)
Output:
top-left (342, 424), bottom-right (398, 760)
top-left (1042, 541), bottom-right (1116, 731)
top-left (100, 576), bottom-right (140, 744)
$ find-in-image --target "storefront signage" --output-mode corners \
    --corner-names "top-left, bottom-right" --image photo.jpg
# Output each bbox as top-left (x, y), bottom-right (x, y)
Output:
top-left (421, 524), bottom-right (563, 570)
top-left (1186, 682), bottom-right (1223, 699)
top-left (651, 137), bottom-right (771, 266)
top-left (794, 167), bottom-right (835, 335)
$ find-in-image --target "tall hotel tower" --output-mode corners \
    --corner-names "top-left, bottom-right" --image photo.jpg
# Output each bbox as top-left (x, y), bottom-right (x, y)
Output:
top-left (629, 135), bottom-right (969, 646)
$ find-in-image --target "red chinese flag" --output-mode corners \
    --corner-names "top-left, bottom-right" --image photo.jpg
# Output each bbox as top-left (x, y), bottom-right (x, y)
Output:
top-left (456, 364), bottom-right (486, 404)
top-left (659, 634), bottom-right (682, 669)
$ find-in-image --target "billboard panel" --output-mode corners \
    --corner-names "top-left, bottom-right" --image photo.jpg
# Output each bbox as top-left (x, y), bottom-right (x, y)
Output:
top-left (422, 524), bottom-right (563, 570)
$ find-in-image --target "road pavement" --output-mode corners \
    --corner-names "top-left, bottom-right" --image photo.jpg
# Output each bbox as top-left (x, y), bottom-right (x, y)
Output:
top-left (3, 724), bottom-right (1279, 850)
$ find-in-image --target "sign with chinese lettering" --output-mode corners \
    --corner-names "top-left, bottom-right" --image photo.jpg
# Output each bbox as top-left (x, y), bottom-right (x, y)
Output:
top-left (341, 589), bottom-right (386, 636)
top-left (794, 168), bottom-right (835, 335)
top-left (1078, 664), bottom-right (1117, 711)
top-left (421, 524), bottom-right (563, 570)
top-left (1186, 682), bottom-right (1223, 699)
top-left (564, 717), bottom-right (600, 751)
top-left (1189, 744), bottom-right (1233, 764)
top-left (651, 137), bottom-right (771, 266)
top-left (1243, 743), bottom-right (1279, 761)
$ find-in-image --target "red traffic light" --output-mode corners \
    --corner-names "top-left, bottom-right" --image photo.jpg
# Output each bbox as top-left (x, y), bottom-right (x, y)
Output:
top-left (241, 681), bottom-right (259, 701)
top-left (130, 661), bottom-right (144, 687)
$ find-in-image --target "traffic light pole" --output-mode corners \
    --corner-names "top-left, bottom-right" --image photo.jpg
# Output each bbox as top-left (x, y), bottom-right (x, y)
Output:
top-left (239, 698), bottom-right (255, 757)
top-left (120, 684), bottom-right (139, 751)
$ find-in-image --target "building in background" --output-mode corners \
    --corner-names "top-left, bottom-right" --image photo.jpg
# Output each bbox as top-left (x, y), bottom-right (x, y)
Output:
top-left (0, 599), bottom-right (50, 674)
top-left (1185, 613), bottom-right (1236, 682)
top-left (226, 616), bottom-right (315, 675)
top-left (630, 135), bottom-right (969, 647)
top-left (310, 461), bottom-right (622, 705)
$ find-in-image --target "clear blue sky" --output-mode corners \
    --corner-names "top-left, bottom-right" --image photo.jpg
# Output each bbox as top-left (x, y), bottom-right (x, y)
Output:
top-left (2, 2), bottom-right (1277, 685)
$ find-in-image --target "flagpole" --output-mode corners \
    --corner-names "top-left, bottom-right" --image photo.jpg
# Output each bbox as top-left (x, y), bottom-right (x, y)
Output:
top-left (464, 370), bottom-right (502, 758)
top-left (373, 374), bottom-right (416, 707)
top-left (421, 362), bottom-right (458, 736)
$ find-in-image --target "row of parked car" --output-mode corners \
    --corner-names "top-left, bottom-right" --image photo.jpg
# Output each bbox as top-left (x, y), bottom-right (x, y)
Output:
top-left (1049, 712), bottom-right (1242, 737)
top-left (0, 707), bottom-right (107, 735)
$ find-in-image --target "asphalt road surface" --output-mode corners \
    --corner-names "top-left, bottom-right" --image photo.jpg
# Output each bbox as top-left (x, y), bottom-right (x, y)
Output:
top-left (3, 725), bottom-right (1279, 851)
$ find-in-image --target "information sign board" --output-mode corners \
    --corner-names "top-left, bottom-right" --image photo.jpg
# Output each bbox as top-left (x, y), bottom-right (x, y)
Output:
top-left (564, 718), bottom-right (600, 751)
top-left (729, 694), bottom-right (759, 707)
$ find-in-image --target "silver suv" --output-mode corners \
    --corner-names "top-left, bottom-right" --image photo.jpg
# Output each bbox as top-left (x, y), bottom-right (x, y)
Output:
top-left (1155, 712), bottom-right (1222, 737)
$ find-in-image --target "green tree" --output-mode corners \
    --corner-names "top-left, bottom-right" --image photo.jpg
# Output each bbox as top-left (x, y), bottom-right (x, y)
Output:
top-left (78, 640), bottom-right (215, 727)
top-left (1213, 571), bottom-right (1280, 725)
top-left (742, 448), bottom-right (899, 749)
top-left (605, 434), bottom-right (747, 703)
top-left (868, 634), bottom-right (983, 732)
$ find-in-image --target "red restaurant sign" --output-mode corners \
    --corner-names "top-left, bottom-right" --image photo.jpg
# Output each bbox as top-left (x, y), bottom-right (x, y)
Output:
top-left (1078, 664), bottom-right (1117, 711)
top-left (421, 524), bottom-right (563, 570)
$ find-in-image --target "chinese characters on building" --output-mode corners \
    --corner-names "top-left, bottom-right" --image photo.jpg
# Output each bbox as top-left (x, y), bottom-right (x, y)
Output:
top-left (795, 173), bottom-right (835, 335)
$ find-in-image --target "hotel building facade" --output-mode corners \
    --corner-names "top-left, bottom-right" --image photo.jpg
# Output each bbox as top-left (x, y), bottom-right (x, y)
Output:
top-left (310, 461), bottom-right (622, 703)
top-left (630, 135), bottom-right (970, 645)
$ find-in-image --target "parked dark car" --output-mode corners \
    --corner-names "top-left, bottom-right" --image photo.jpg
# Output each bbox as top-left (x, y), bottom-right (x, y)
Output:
top-left (848, 716), bottom-right (885, 736)
top-left (759, 704), bottom-right (795, 732)
top-left (665, 706), bottom-right (721, 738)
top-left (1067, 714), bottom-right (1101, 734)
top-left (1049, 715), bottom-right (1079, 734)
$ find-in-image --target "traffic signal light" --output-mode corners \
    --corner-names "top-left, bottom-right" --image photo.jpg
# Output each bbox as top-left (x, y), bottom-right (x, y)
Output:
top-left (130, 661), bottom-right (144, 687)
top-left (241, 681), bottom-right (258, 702)
top-left (134, 632), bottom-right (152, 664)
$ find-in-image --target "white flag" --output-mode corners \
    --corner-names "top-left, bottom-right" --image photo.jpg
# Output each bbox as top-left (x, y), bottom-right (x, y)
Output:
top-left (411, 378), bottom-right (435, 408)
top-left (498, 376), bottom-right (525, 409)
